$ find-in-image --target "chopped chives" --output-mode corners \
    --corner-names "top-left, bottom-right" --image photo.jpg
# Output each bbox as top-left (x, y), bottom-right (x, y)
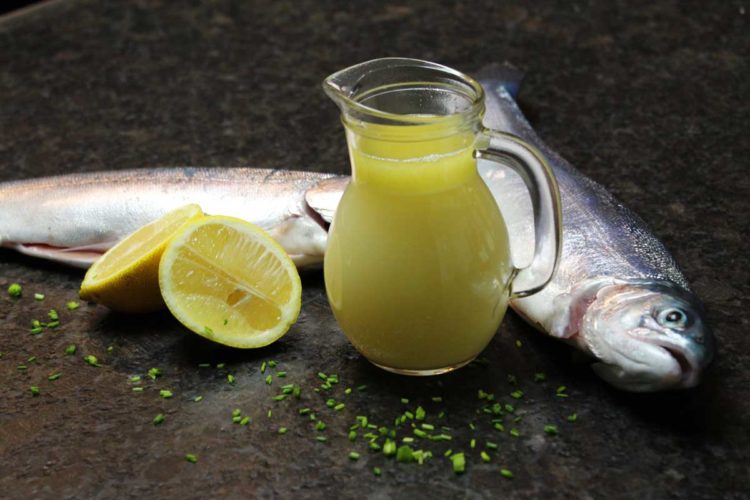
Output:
top-left (198, 363), bottom-right (210, 368)
top-left (232, 409), bottom-right (241, 417)
top-left (84, 355), bottom-right (100, 367)
top-left (534, 372), bottom-right (547, 382)
top-left (273, 395), bottom-right (286, 401)
top-left (421, 423), bottom-right (434, 431)
top-left (486, 441), bottom-right (498, 450)
top-left (233, 416), bottom-right (242, 424)
top-left (443, 448), bottom-right (452, 457)
top-left (348, 430), bottom-right (357, 441)
top-left (431, 396), bottom-right (443, 403)
top-left (357, 384), bottom-right (367, 391)
top-left (48, 372), bottom-right (62, 381)
top-left (396, 445), bottom-right (414, 463)
top-left (268, 360), bottom-right (277, 368)
top-left (544, 425), bottom-right (559, 435)
top-left (348, 451), bottom-right (360, 461)
top-left (515, 340), bottom-right (522, 348)
top-left (132, 387), bottom-right (144, 393)
top-left (369, 442), bottom-right (381, 451)
top-left (27, 356), bottom-right (36, 363)
top-left (510, 390), bottom-right (524, 399)
top-left (507, 374), bottom-right (517, 385)
top-left (159, 390), bottom-right (173, 399)
top-left (204, 326), bottom-right (213, 335)
top-left (8, 283), bottom-right (22, 297)
top-left (567, 413), bottom-right (578, 423)
top-left (316, 436), bottom-right (327, 442)
top-left (261, 362), bottom-right (267, 373)
top-left (315, 421), bottom-right (326, 431)
top-left (227, 374), bottom-right (235, 384)
top-left (153, 414), bottom-right (165, 425)
top-left (216, 363), bottom-right (225, 369)
top-left (317, 372), bottom-right (327, 380)
top-left (470, 438), bottom-right (476, 449)
top-left (265, 375), bottom-right (273, 385)
top-left (130, 375), bottom-right (142, 382)
top-left (240, 416), bottom-right (250, 426)
top-left (415, 406), bottom-right (426, 421)
top-left (299, 408), bottom-right (311, 415)
top-left (451, 453), bottom-right (465, 474)
top-left (277, 427), bottom-right (288, 434)
top-left (413, 429), bottom-right (427, 438)
top-left (400, 397), bottom-right (409, 404)
top-left (276, 371), bottom-right (286, 378)
top-left (334, 403), bottom-right (345, 411)
top-left (469, 423), bottom-right (476, 431)
top-left (373, 467), bottom-right (381, 476)
top-left (34, 293), bottom-right (45, 301)
top-left (556, 385), bottom-right (567, 393)
top-left (402, 437), bottom-right (414, 443)
top-left (48, 309), bottom-right (59, 321)
top-left (194, 396), bottom-right (203, 402)
top-left (510, 428), bottom-right (520, 437)
top-left (500, 468), bottom-right (514, 479)
top-left (481, 451), bottom-right (491, 463)
top-left (383, 439), bottom-right (397, 456)
top-left (292, 386), bottom-right (301, 398)
top-left (185, 454), bottom-right (198, 464)
top-left (344, 387), bottom-right (352, 395)
top-left (148, 367), bottom-right (162, 379)
top-left (267, 410), bottom-right (272, 418)
top-left (30, 386), bottom-right (40, 396)
top-left (66, 301), bottom-right (80, 311)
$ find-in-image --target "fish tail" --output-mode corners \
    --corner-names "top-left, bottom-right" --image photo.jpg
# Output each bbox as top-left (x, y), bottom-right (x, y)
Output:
top-left (475, 63), bottom-right (525, 98)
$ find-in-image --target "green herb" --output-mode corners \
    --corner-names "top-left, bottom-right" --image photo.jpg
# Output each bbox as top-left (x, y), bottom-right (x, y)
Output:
top-left (203, 326), bottom-right (213, 335)
top-left (227, 374), bottom-right (235, 384)
top-left (370, 441), bottom-right (381, 451)
top-left (30, 386), bottom-right (40, 396)
top-left (344, 387), bottom-right (352, 395)
top-left (431, 396), bottom-right (443, 403)
top-left (48, 372), bottom-right (62, 381)
top-left (267, 409), bottom-right (272, 418)
top-left (373, 467), bottom-right (382, 477)
top-left (504, 404), bottom-right (515, 413)
top-left (421, 423), bottom-right (434, 431)
top-left (383, 439), bottom-right (397, 456)
top-left (567, 413), bottom-right (578, 423)
top-left (132, 387), bottom-right (144, 393)
top-left (292, 386), bottom-right (301, 398)
top-left (84, 355), bottom-right (100, 367)
top-left (66, 301), bottom-right (80, 311)
top-left (481, 451), bottom-right (491, 463)
top-left (240, 416), bottom-right (250, 426)
top-left (260, 361), bottom-right (267, 373)
top-left (268, 360), bottom-right (277, 368)
top-left (232, 409), bottom-right (242, 418)
top-left (400, 397), bottom-right (409, 404)
top-left (46, 320), bottom-right (60, 329)
top-left (334, 403), bottom-right (345, 411)
top-left (48, 309), bottom-right (59, 321)
top-left (469, 423), bottom-right (476, 431)
top-left (27, 356), bottom-right (36, 363)
top-left (510, 428), bottom-right (520, 438)
top-left (515, 340), bottom-right (522, 348)
top-left (486, 441), bottom-right (498, 450)
top-left (148, 367), bottom-right (162, 379)
top-left (153, 414), bottom-right (165, 425)
top-left (315, 421), bottom-right (327, 431)
top-left (272, 395), bottom-right (286, 401)
top-left (348, 451), bottom-right (360, 461)
top-left (185, 454), bottom-right (198, 463)
top-left (357, 384), bottom-right (367, 391)
top-left (470, 438), bottom-right (476, 449)
top-left (510, 390), bottom-right (524, 399)
top-left (396, 445), bottom-right (415, 463)
top-left (130, 375), bottom-right (142, 382)
top-left (223, 319), bottom-right (228, 325)
top-left (276, 371), bottom-right (286, 378)
top-left (198, 363), bottom-right (210, 368)
top-left (413, 429), bottom-right (427, 438)
top-left (8, 283), bottom-right (22, 297)
top-left (277, 427), bottom-right (288, 435)
top-left (216, 363), bottom-right (225, 369)
top-left (107, 346), bottom-right (114, 353)
top-left (299, 408), bottom-right (312, 415)
top-left (500, 468), bottom-right (514, 479)
top-left (159, 390), bottom-right (173, 399)
top-left (544, 425), bottom-right (559, 435)
top-left (443, 449), bottom-right (453, 457)
top-left (316, 436), bottom-right (327, 442)
top-left (451, 453), bottom-right (465, 474)
top-left (34, 293), bottom-right (45, 301)
top-left (507, 374), bottom-right (517, 385)
top-left (265, 375), bottom-right (273, 385)
top-left (194, 395), bottom-right (203, 402)
top-left (415, 406), bottom-right (426, 421)
top-left (534, 372), bottom-right (547, 382)
top-left (348, 430), bottom-right (357, 441)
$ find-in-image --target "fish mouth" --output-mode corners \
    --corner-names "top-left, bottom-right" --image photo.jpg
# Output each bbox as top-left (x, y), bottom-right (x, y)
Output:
top-left (636, 326), bottom-right (700, 389)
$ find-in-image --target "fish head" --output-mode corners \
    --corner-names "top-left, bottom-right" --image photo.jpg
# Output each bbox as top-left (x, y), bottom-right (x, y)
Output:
top-left (580, 281), bottom-right (714, 392)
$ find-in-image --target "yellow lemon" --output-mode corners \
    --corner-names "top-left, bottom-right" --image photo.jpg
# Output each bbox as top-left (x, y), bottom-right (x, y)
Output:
top-left (79, 204), bottom-right (204, 313)
top-left (158, 216), bottom-right (302, 348)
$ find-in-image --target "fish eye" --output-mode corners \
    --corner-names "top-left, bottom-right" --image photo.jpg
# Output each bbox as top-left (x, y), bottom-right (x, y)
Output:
top-left (656, 308), bottom-right (689, 329)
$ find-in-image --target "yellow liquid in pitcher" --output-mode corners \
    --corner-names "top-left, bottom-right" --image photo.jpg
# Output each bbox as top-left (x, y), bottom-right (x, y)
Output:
top-left (324, 121), bottom-right (513, 373)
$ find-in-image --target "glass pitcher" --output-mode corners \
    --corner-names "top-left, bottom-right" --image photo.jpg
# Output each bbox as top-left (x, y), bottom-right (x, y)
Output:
top-left (323, 58), bottom-right (561, 375)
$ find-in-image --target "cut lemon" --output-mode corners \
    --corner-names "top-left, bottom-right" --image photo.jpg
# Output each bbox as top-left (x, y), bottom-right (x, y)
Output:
top-left (79, 204), bottom-right (204, 313)
top-left (158, 216), bottom-right (302, 348)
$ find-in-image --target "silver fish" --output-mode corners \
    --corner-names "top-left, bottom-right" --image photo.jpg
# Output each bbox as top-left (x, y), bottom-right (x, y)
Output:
top-left (0, 67), bottom-right (713, 392)
top-left (478, 64), bottom-right (713, 391)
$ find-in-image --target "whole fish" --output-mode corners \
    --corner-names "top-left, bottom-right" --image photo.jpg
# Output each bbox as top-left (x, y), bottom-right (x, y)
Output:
top-left (0, 66), bottom-right (713, 392)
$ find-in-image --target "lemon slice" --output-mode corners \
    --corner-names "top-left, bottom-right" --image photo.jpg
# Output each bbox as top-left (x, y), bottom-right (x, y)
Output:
top-left (79, 204), bottom-right (204, 313)
top-left (158, 216), bottom-right (302, 348)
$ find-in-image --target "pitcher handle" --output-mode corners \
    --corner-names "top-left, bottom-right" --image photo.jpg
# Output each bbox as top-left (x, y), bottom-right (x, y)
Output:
top-left (475, 129), bottom-right (563, 298)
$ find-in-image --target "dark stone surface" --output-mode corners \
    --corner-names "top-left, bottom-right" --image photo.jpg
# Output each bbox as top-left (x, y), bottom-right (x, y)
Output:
top-left (1, 0), bottom-right (748, 498)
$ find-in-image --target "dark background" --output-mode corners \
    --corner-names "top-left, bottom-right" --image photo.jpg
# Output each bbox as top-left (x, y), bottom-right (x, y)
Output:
top-left (1, 1), bottom-right (748, 498)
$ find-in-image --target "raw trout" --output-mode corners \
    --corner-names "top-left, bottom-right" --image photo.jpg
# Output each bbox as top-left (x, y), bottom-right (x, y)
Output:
top-left (0, 66), bottom-right (713, 392)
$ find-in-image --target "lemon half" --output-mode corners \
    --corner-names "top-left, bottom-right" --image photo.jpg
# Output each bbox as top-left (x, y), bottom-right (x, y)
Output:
top-left (80, 204), bottom-right (204, 313)
top-left (158, 216), bottom-right (302, 348)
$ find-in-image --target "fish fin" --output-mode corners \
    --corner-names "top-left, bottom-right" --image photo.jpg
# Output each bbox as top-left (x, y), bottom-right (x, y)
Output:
top-left (305, 176), bottom-right (349, 224)
top-left (475, 63), bottom-right (525, 98)
top-left (11, 243), bottom-right (104, 269)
